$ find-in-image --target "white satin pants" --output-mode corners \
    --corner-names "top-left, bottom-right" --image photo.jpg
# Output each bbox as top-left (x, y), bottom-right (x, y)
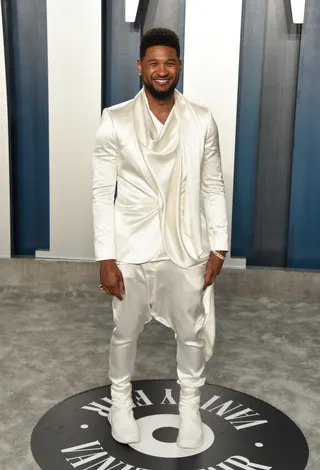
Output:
top-left (109, 260), bottom-right (215, 403)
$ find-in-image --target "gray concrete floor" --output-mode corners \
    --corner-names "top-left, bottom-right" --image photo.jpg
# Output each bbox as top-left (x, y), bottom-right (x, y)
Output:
top-left (0, 262), bottom-right (319, 469)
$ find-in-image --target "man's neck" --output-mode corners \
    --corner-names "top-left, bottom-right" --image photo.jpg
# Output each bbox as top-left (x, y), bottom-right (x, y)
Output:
top-left (144, 87), bottom-right (175, 125)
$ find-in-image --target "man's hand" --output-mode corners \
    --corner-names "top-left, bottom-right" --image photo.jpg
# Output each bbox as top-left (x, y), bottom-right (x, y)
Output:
top-left (100, 260), bottom-right (125, 301)
top-left (203, 251), bottom-right (227, 291)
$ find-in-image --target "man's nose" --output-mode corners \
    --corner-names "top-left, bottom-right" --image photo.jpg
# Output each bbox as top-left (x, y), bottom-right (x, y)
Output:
top-left (157, 64), bottom-right (168, 75)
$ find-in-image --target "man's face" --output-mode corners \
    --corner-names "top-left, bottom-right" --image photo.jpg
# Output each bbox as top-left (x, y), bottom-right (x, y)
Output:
top-left (137, 45), bottom-right (182, 100)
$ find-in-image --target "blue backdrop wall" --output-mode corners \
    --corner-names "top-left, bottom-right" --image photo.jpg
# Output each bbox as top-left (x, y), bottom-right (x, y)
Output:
top-left (1, 0), bottom-right (49, 256)
top-left (232, 0), bottom-right (320, 269)
top-left (288, 0), bottom-right (320, 269)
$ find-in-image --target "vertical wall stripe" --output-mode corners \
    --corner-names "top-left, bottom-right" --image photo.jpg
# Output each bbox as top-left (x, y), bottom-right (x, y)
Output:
top-left (33, 1), bottom-right (50, 251)
top-left (0, 1), bottom-right (10, 257)
top-left (177, 0), bottom-right (185, 92)
top-left (288, 0), bottom-right (320, 269)
top-left (231, 0), bottom-right (267, 262)
top-left (2, 0), bottom-right (49, 256)
top-left (184, 0), bottom-right (244, 268)
top-left (252, 0), bottom-right (301, 267)
top-left (102, 0), bottom-right (140, 109)
top-left (37, 0), bottom-right (101, 260)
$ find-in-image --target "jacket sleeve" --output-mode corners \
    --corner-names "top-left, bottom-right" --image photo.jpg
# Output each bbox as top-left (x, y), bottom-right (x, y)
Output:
top-left (201, 110), bottom-right (229, 252)
top-left (92, 109), bottom-right (118, 261)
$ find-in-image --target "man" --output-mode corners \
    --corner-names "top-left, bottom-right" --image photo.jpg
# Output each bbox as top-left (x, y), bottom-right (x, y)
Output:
top-left (93, 28), bottom-right (228, 449)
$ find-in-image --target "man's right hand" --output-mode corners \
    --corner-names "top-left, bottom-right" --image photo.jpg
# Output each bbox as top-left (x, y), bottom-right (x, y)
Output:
top-left (100, 260), bottom-right (125, 301)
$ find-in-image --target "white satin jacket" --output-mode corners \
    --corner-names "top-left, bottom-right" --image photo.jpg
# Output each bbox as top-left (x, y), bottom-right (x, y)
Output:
top-left (93, 89), bottom-right (228, 268)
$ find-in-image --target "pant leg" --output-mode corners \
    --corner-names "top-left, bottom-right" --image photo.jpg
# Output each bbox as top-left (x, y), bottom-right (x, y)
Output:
top-left (109, 263), bottom-right (151, 402)
top-left (153, 261), bottom-right (207, 390)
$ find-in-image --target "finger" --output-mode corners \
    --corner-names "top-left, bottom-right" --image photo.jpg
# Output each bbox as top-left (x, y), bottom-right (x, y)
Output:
top-left (203, 275), bottom-right (210, 291)
top-left (204, 272), bottom-right (217, 289)
top-left (112, 285), bottom-right (123, 301)
top-left (119, 276), bottom-right (126, 295)
top-left (210, 271), bottom-right (218, 284)
top-left (209, 274), bottom-right (216, 285)
top-left (101, 285), bottom-right (112, 295)
top-left (203, 265), bottom-right (212, 289)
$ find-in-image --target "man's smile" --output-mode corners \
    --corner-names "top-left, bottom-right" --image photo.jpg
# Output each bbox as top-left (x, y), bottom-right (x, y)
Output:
top-left (153, 78), bottom-right (171, 85)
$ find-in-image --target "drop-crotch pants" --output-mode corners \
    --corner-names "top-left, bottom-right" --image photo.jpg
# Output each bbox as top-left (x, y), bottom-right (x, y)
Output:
top-left (109, 260), bottom-right (215, 402)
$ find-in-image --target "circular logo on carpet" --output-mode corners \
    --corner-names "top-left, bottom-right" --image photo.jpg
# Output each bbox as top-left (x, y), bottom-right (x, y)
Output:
top-left (31, 380), bottom-right (309, 470)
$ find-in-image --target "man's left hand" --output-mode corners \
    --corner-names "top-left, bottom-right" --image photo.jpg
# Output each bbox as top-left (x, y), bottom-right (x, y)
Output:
top-left (203, 251), bottom-right (227, 290)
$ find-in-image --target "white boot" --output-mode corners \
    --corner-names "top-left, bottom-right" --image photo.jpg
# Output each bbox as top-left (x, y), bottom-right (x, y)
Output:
top-left (108, 385), bottom-right (140, 444)
top-left (108, 405), bottom-right (140, 444)
top-left (177, 386), bottom-right (203, 449)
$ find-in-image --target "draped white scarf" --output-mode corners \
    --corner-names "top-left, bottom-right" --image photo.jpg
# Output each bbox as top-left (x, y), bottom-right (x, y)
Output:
top-left (133, 88), bottom-right (204, 267)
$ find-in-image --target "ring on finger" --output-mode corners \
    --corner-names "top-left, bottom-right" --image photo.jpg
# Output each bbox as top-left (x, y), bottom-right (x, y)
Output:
top-left (99, 285), bottom-right (111, 295)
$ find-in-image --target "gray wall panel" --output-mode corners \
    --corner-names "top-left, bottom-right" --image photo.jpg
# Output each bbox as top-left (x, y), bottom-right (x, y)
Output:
top-left (252, 0), bottom-right (301, 266)
top-left (142, 0), bottom-right (179, 33)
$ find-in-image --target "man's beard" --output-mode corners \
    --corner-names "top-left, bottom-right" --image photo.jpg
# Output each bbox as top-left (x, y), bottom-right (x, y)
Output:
top-left (143, 77), bottom-right (179, 100)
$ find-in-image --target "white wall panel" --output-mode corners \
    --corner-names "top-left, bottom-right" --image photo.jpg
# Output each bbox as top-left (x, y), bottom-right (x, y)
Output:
top-left (37, 0), bottom-right (101, 260)
top-left (0, 4), bottom-right (11, 258)
top-left (184, 0), bottom-right (245, 268)
top-left (290, 0), bottom-right (306, 24)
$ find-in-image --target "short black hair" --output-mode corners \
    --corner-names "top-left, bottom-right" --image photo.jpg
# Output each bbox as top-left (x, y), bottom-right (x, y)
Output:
top-left (140, 28), bottom-right (180, 59)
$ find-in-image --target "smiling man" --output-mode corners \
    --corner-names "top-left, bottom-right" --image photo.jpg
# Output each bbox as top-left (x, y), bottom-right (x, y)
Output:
top-left (93, 28), bottom-right (228, 449)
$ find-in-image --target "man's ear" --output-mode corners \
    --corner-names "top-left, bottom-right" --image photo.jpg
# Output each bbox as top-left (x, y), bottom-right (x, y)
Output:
top-left (137, 58), bottom-right (142, 75)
